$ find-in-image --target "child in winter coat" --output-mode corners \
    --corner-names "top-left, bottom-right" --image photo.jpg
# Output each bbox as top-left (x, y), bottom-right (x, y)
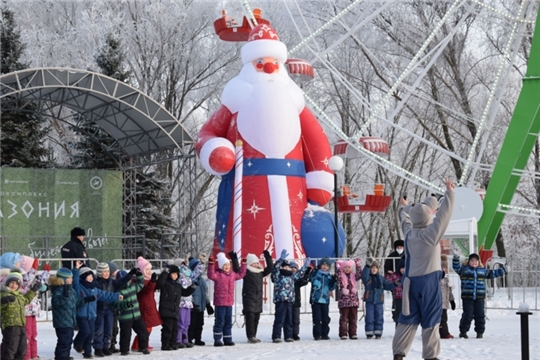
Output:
top-left (361, 258), bottom-right (398, 339)
top-left (453, 253), bottom-right (506, 339)
top-left (93, 262), bottom-right (116, 356)
top-left (49, 268), bottom-right (81, 360)
top-left (385, 257), bottom-right (405, 327)
top-left (176, 256), bottom-right (204, 348)
top-left (335, 258), bottom-right (362, 340)
top-left (242, 251), bottom-right (273, 343)
top-left (0, 269), bottom-right (40, 360)
top-left (131, 257), bottom-right (161, 352)
top-left (20, 255), bottom-right (49, 360)
top-left (271, 250), bottom-right (309, 343)
top-left (207, 251), bottom-right (247, 347)
top-left (290, 261), bottom-right (311, 341)
top-left (440, 255), bottom-right (455, 339)
top-left (73, 266), bottom-right (122, 359)
top-left (188, 255), bottom-right (214, 346)
top-left (309, 256), bottom-right (337, 340)
top-left (107, 262), bottom-right (122, 353)
top-left (114, 268), bottom-right (150, 355)
top-left (156, 265), bottom-right (183, 350)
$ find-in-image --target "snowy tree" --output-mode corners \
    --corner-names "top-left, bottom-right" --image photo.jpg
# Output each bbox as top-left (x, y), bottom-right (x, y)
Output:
top-left (0, 5), bottom-right (50, 167)
top-left (68, 33), bottom-right (129, 170)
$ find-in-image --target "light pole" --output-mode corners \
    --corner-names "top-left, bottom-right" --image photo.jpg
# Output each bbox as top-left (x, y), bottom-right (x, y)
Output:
top-left (328, 155), bottom-right (344, 259)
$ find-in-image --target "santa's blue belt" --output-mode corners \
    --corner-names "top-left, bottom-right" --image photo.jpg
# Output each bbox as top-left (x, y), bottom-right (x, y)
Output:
top-left (242, 158), bottom-right (306, 177)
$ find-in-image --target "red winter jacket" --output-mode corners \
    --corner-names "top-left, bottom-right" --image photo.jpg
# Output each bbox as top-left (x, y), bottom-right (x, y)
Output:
top-left (136, 279), bottom-right (162, 327)
top-left (207, 263), bottom-right (246, 306)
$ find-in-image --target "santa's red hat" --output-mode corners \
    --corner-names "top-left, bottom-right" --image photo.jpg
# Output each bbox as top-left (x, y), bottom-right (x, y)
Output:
top-left (241, 24), bottom-right (288, 65)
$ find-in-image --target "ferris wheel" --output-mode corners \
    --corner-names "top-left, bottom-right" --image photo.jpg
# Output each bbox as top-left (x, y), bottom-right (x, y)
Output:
top-left (212, 0), bottom-right (540, 252)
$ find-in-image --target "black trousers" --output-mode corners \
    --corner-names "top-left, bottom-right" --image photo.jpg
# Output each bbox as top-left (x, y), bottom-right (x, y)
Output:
top-left (119, 318), bottom-right (148, 353)
top-left (188, 310), bottom-right (204, 342)
top-left (1, 325), bottom-right (27, 360)
top-left (311, 303), bottom-right (330, 339)
top-left (54, 327), bottom-right (74, 360)
top-left (439, 309), bottom-right (450, 337)
top-left (110, 314), bottom-right (119, 348)
top-left (293, 306), bottom-right (301, 336)
top-left (459, 298), bottom-right (486, 334)
top-left (244, 311), bottom-right (261, 339)
top-left (161, 317), bottom-right (178, 348)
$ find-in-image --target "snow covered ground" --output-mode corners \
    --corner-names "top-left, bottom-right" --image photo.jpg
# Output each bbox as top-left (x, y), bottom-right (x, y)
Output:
top-left (33, 288), bottom-right (539, 360)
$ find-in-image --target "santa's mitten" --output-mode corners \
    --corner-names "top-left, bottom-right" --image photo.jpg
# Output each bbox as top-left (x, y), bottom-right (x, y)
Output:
top-left (199, 138), bottom-right (235, 175)
top-left (208, 255), bottom-right (216, 264)
top-left (32, 258), bottom-right (39, 270)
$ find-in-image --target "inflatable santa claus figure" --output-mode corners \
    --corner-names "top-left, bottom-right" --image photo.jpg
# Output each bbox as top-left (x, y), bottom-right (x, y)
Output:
top-left (196, 24), bottom-right (334, 260)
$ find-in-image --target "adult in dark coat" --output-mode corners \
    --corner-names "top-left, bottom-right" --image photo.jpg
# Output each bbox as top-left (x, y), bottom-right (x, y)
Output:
top-left (384, 239), bottom-right (404, 275)
top-left (61, 227), bottom-right (90, 269)
top-left (241, 250), bottom-right (273, 343)
top-left (384, 239), bottom-right (405, 324)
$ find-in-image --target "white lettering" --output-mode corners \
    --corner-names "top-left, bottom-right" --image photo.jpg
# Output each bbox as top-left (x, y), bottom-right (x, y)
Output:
top-left (7, 200), bottom-right (18, 219)
top-left (22, 200), bottom-right (34, 218)
top-left (70, 201), bottom-right (79, 218)
top-left (55, 201), bottom-right (65, 219)
top-left (39, 202), bottom-right (50, 217)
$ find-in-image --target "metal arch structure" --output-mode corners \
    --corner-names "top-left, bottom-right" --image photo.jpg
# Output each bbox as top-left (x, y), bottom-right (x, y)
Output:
top-left (0, 67), bottom-right (197, 258)
top-left (0, 67), bottom-right (194, 157)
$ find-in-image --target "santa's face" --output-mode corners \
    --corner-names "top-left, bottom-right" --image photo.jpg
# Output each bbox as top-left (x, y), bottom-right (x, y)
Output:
top-left (252, 57), bottom-right (280, 74)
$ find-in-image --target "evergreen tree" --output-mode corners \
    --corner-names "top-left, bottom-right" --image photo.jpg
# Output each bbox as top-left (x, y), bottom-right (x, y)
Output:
top-left (68, 33), bottom-right (130, 169)
top-left (0, 6), bottom-right (50, 167)
top-left (133, 171), bottom-right (176, 258)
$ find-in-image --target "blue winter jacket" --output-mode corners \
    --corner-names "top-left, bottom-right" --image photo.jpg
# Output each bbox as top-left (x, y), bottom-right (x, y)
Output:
top-left (191, 274), bottom-right (208, 311)
top-left (361, 266), bottom-right (396, 305)
top-left (309, 268), bottom-right (337, 304)
top-left (73, 269), bottom-right (120, 319)
top-left (49, 275), bottom-right (82, 328)
top-left (271, 259), bottom-right (306, 303)
top-left (452, 256), bottom-right (505, 300)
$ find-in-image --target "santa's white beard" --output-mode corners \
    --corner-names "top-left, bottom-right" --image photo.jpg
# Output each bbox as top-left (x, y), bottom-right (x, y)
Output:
top-left (222, 63), bottom-right (305, 158)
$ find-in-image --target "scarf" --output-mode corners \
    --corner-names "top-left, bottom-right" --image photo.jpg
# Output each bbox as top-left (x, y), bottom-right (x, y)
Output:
top-left (247, 264), bottom-right (263, 273)
top-left (341, 271), bottom-right (357, 296)
top-left (80, 278), bottom-right (96, 289)
top-left (279, 269), bottom-right (293, 277)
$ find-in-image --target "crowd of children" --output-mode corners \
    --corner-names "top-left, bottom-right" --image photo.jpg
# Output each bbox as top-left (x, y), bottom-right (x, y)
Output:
top-left (0, 247), bottom-right (508, 360)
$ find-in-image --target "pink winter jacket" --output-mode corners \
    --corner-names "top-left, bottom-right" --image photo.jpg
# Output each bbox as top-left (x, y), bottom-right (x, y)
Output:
top-left (207, 263), bottom-right (247, 306)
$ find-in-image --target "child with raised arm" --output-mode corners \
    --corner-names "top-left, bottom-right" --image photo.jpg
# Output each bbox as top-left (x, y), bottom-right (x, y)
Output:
top-left (271, 250), bottom-right (310, 343)
top-left (453, 253), bottom-right (506, 339)
top-left (335, 258), bottom-right (362, 340)
top-left (440, 255), bottom-right (456, 339)
top-left (156, 265), bottom-right (182, 351)
top-left (49, 268), bottom-right (80, 360)
top-left (0, 269), bottom-right (40, 360)
top-left (72, 266), bottom-right (122, 359)
top-left (207, 252), bottom-right (247, 347)
top-left (131, 257), bottom-right (161, 352)
top-left (291, 261), bottom-right (311, 341)
top-left (361, 259), bottom-right (398, 339)
top-left (242, 251), bottom-right (273, 343)
top-left (309, 257), bottom-right (337, 340)
top-left (114, 268), bottom-right (150, 356)
top-left (188, 254), bottom-right (214, 346)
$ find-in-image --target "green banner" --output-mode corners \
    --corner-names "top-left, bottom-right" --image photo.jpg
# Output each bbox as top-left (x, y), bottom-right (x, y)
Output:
top-left (0, 168), bottom-right (123, 262)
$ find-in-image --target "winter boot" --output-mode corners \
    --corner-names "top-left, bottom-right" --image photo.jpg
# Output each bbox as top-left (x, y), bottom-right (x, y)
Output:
top-left (94, 349), bottom-right (104, 358)
top-left (393, 355), bottom-right (404, 360)
top-left (459, 332), bottom-right (468, 339)
top-left (476, 333), bottom-right (483, 339)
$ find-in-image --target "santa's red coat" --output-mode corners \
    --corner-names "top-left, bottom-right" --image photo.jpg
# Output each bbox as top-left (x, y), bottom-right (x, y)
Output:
top-left (196, 102), bottom-right (333, 259)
